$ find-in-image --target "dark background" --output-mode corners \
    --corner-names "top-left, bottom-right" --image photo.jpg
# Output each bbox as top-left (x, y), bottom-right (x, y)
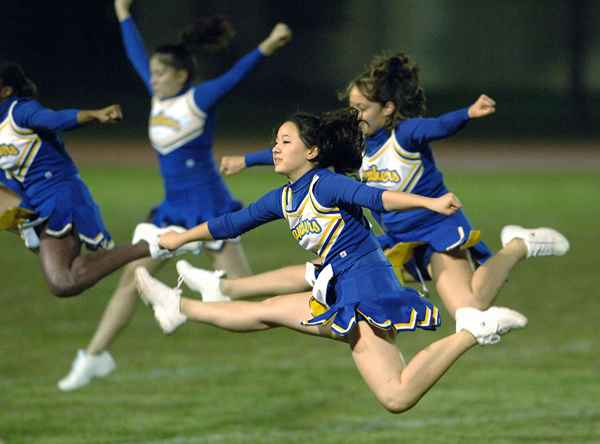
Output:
top-left (3, 0), bottom-right (599, 140)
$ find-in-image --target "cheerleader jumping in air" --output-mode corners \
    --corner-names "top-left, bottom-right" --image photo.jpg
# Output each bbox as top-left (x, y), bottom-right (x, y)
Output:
top-left (194, 52), bottom-right (569, 315)
top-left (136, 108), bottom-right (528, 414)
top-left (58, 0), bottom-right (292, 391)
top-left (0, 62), bottom-right (184, 298)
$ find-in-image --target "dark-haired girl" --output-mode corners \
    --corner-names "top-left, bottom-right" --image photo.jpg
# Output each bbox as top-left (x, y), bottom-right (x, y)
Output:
top-left (0, 62), bottom-right (178, 297)
top-left (213, 52), bottom-right (569, 316)
top-left (136, 108), bottom-right (527, 414)
top-left (57, 0), bottom-right (292, 391)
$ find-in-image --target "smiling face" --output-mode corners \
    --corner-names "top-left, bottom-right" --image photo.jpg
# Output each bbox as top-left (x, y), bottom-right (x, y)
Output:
top-left (150, 55), bottom-right (189, 99)
top-left (348, 85), bottom-right (395, 136)
top-left (272, 121), bottom-right (319, 182)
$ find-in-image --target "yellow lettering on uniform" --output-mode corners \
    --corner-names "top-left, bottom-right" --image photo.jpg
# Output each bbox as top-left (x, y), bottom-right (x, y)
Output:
top-left (0, 144), bottom-right (19, 157)
top-left (363, 165), bottom-right (401, 183)
top-left (291, 218), bottom-right (322, 241)
top-left (150, 112), bottom-right (181, 130)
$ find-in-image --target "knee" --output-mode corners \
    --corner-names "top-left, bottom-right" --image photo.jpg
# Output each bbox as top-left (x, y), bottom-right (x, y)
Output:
top-left (46, 272), bottom-right (83, 297)
top-left (380, 392), bottom-right (418, 414)
top-left (47, 279), bottom-right (81, 297)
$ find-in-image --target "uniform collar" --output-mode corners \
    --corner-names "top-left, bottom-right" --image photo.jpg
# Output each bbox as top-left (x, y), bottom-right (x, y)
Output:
top-left (365, 127), bottom-right (390, 153)
top-left (288, 167), bottom-right (322, 192)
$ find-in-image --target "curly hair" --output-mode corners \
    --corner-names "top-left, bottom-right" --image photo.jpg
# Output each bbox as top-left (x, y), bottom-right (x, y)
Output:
top-left (153, 15), bottom-right (236, 82)
top-left (340, 52), bottom-right (426, 130)
top-left (286, 108), bottom-right (364, 175)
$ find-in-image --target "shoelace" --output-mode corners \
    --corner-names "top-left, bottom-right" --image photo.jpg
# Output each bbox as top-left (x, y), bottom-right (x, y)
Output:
top-left (176, 275), bottom-right (185, 291)
top-left (529, 240), bottom-right (555, 257)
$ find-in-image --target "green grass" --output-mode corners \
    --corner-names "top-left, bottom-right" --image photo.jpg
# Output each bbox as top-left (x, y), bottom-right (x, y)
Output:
top-left (0, 168), bottom-right (599, 444)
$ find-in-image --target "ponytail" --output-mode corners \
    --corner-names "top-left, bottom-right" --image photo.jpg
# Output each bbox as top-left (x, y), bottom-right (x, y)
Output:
top-left (340, 52), bottom-right (426, 129)
top-left (154, 15), bottom-right (236, 81)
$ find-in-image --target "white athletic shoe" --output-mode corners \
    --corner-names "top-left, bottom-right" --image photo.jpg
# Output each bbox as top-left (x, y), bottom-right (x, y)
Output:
top-left (135, 267), bottom-right (187, 334)
top-left (132, 223), bottom-right (202, 259)
top-left (456, 306), bottom-right (528, 345)
top-left (501, 225), bottom-right (570, 258)
top-left (57, 350), bottom-right (116, 392)
top-left (176, 260), bottom-right (229, 302)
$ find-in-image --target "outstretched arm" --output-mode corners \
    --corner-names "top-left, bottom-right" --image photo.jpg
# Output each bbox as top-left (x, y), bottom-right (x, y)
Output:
top-left (381, 190), bottom-right (462, 215)
top-left (402, 94), bottom-right (496, 146)
top-left (193, 23), bottom-right (292, 110)
top-left (159, 188), bottom-right (283, 250)
top-left (220, 147), bottom-right (274, 176)
top-left (14, 101), bottom-right (122, 132)
top-left (115, 0), bottom-right (152, 93)
top-left (316, 174), bottom-right (462, 216)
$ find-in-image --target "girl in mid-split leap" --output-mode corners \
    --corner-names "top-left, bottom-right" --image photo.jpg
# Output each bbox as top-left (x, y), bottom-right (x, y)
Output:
top-left (187, 52), bottom-right (569, 315)
top-left (136, 108), bottom-right (527, 414)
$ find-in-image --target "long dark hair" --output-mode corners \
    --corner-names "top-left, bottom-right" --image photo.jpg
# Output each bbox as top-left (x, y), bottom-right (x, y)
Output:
top-left (340, 52), bottom-right (426, 130)
top-left (153, 15), bottom-right (235, 82)
top-left (287, 108), bottom-right (364, 174)
top-left (0, 61), bottom-right (38, 99)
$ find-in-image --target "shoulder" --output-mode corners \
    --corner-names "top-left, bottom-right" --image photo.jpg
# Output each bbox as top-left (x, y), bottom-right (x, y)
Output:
top-left (10, 99), bottom-right (44, 128)
top-left (394, 118), bottom-right (421, 137)
top-left (13, 98), bottom-right (45, 115)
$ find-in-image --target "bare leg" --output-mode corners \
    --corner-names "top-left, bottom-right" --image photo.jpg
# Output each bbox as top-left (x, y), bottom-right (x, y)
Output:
top-left (38, 230), bottom-right (149, 297)
top-left (350, 321), bottom-right (476, 413)
top-left (220, 264), bottom-right (309, 299)
top-left (206, 241), bottom-right (251, 278)
top-left (180, 291), bottom-right (337, 339)
top-left (430, 239), bottom-right (527, 317)
top-left (86, 257), bottom-right (165, 354)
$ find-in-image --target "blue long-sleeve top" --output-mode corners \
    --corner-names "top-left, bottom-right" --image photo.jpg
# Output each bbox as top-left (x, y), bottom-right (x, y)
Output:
top-left (120, 17), bottom-right (264, 192)
top-left (240, 109), bottom-right (469, 234)
top-left (363, 108), bottom-right (469, 233)
top-left (208, 168), bottom-right (385, 273)
top-left (0, 97), bottom-right (80, 201)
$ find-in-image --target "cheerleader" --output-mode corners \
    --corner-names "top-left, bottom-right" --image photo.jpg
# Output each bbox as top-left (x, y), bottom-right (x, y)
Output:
top-left (136, 108), bottom-right (527, 414)
top-left (57, 0), bottom-right (292, 391)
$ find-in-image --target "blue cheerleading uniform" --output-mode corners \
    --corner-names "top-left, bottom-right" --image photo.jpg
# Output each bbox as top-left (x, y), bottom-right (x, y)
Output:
top-left (207, 167), bottom-right (440, 336)
top-left (120, 17), bottom-right (265, 234)
top-left (243, 109), bottom-right (492, 280)
top-left (0, 97), bottom-right (113, 249)
top-left (0, 171), bottom-right (23, 196)
top-left (360, 109), bottom-right (492, 279)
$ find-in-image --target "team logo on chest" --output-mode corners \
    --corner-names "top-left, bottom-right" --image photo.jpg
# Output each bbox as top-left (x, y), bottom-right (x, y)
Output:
top-left (361, 165), bottom-right (401, 183)
top-left (291, 218), bottom-right (323, 241)
top-left (0, 144), bottom-right (19, 157)
top-left (361, 133), bottom-right (423, 192)
top-left (282, 175), bottom-right (345, 259)
top-left (150, 111), bottom-right (181, 131)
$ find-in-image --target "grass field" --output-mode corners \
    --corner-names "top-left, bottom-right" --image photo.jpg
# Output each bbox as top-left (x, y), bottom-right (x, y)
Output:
top-left (0, 166), bottom-right (599, 444)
